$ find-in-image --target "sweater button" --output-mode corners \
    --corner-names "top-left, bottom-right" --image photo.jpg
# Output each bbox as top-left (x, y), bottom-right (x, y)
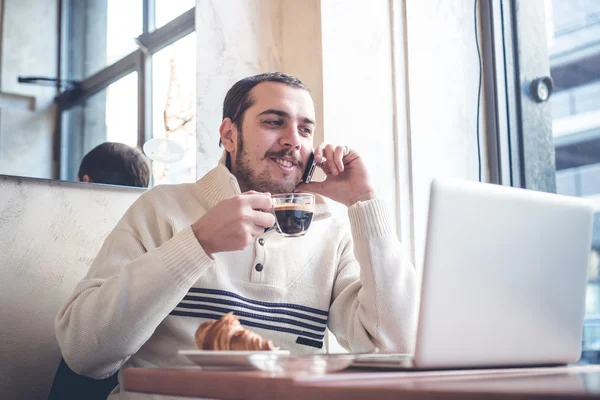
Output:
top-left (255, 263), bottom-right (264, 272)
top-left (258, 238), bottom-right (265, 246)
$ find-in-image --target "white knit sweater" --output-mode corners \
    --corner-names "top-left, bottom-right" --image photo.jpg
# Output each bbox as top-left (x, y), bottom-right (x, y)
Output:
top-left (55, 156), bottom-right (418, 390)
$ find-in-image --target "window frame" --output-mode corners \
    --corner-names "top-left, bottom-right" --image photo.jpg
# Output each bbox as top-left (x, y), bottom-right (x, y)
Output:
top-left (481, 0), bottom-right (600, 361)
top-left (480, 0), bottom-right (556, 193)
top-left (54, 0), bottom-right (195, 180)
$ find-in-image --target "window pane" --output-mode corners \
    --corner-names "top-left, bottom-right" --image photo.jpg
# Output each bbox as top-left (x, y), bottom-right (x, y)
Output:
top-left (106, 0), bottom-right (143, 65)
top-left (151, 32), bottom-right (196, 185)
top-left (106, 72), bottom-right (139, 147)
top-left (155, 0), bottom-right (194, 29)
top-left (67, 0), bottom-right (142, 79)
top-left (547, 0), bottom-right (600, 364)
top-left (63, 72), bottom-right (138, 181)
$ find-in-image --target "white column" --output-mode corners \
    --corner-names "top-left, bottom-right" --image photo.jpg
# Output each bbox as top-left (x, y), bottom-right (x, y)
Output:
top-left (319, 0), bottom-right (401, 235)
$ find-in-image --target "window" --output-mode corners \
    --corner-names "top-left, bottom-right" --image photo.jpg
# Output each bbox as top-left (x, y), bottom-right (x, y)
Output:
top-left (151, 33), bottom-right (196, 185)
top-left (105, 72), bottom-right (139, 147)
top-left (548, 1), bottom-right (600, 363)
top-left (65, 0), bottom-right (143, 80)
top-left (56, 0), bottom-right (195, 186)
top-left (155, 0), bottom-right (194, 29)
top-left (486, 0), bottom-right (600, 364)
top-left (62, 72), bottom-right (138, 180)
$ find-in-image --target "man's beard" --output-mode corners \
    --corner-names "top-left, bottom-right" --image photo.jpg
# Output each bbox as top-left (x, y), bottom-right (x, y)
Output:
top-left (233, 131), bottom-right (302, 194)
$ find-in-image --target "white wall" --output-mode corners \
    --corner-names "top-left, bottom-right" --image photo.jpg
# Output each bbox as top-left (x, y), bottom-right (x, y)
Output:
top-left (320, 0), bottom-right (489, 273)
top-left (320, 0), bottom-right (400, 234)
top-left (0, 0), bottom-right (58, 179)
top-left (403, 0), bottom-right (489, 271)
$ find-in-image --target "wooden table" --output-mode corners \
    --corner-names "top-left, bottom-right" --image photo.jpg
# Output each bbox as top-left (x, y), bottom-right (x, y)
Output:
top-left (123, 364), bottom-right (600, 399)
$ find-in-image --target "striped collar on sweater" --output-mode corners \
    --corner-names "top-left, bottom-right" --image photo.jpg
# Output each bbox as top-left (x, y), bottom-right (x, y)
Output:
top-left (195, 151), bottom-right (332, 221)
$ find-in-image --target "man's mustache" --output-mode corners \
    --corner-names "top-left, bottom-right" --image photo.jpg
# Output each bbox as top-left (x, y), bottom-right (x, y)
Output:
top-left (264, 149), bottom-right (302, 168)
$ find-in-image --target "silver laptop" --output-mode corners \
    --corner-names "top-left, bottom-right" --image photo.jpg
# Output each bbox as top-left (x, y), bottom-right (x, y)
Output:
top-left (352, 178), bottom-right (595, 370)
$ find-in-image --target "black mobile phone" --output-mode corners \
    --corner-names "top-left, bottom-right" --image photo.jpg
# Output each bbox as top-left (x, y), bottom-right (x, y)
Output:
top-left (301, 151), bottom-right (318, 184)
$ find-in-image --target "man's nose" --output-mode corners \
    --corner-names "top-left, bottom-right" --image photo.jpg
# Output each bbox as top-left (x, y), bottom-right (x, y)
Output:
top-left (279, 125), bottom-right (301, 149)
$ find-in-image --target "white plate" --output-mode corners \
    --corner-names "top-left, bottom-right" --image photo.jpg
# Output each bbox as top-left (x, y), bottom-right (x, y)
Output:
top-left (178, 349), bottom-right (291, 370)
top-left (248, 353), bottom-right (356, 375)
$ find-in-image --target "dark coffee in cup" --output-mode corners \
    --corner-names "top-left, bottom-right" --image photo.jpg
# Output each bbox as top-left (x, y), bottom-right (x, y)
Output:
top-left (273, 204), bottom-right (314, 235)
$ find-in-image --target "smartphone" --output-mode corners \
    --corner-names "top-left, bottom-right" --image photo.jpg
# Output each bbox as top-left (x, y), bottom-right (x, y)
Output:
top-left (301, 151), bottom-right (318, 184)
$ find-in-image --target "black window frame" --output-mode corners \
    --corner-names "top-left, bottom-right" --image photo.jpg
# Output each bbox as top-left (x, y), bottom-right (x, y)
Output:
top-left (480, 0), bottom-right (556, 193)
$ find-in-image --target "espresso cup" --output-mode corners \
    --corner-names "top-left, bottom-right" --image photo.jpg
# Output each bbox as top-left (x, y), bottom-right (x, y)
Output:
top-left (271, 193), bottom-right (315, 237)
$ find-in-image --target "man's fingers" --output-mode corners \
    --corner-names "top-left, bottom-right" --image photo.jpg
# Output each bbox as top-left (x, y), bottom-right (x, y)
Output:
top-left (333, 145), bottom-right (345, 173)
top-left (319, 162), bottom-right (334, 176)
top-left (314, 143), bottom-right (326, 163)
top-left (244, 193), bottom-right (273, 211)
top-left (246, 222), bottom-right (266, 239)
top-left (250, 209), bottom-right (276, 229)
top-left (322, 145), bottom-right (339, 176)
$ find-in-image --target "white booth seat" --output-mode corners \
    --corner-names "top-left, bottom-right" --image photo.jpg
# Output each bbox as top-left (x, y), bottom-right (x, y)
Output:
top-left (0, 175), bottom-right (143, 400)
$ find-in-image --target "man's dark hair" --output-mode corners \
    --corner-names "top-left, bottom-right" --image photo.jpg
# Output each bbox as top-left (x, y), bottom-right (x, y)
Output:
top-left (220, 72), bottom-right (307, 146)
top-left (78, 142), bottom-right (150, 188)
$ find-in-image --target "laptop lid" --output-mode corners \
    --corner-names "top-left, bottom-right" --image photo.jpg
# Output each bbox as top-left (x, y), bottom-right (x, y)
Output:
top-left (413, 179), bottom-right (594, 369)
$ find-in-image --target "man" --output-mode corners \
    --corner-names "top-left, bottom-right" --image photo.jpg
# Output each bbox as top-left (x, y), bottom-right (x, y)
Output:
top-left (78, 142), bottom-right (150, 188)
top-left (55, 72), bottom-right (417, 397)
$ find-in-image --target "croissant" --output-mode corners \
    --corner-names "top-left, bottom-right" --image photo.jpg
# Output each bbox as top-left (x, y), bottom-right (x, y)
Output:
top-left (195, 312), bottom-right (275, 351)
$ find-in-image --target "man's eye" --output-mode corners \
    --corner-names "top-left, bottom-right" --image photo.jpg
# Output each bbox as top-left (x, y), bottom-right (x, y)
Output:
top-left (301, 127), bottom-right (313, 135)
top-left (265, 120), bottom-right (283, 126)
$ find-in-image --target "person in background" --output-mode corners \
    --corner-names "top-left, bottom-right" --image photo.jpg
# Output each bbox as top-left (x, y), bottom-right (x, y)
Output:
top-left (78, 142), bottom-right (150, 188)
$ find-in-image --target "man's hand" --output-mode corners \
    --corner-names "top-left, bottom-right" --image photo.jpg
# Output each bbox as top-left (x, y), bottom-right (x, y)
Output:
top-left (192, 191), bottom-right (275, 256)
top-left (296, 144), bottom-right (376, 207)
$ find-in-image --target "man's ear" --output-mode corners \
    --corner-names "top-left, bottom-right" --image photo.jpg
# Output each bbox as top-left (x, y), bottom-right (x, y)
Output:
top-left (219, 118), bottom-right (237, 153)
top-left (82, 174), bottom-right (93, 183)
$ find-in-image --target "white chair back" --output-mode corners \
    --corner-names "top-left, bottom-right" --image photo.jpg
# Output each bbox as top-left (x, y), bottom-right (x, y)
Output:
top-left (0, 175), bottom-right (143, 399)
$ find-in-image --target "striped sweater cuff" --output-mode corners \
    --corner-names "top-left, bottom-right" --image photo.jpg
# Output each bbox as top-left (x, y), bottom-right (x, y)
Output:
top-left (348, 199), bottom-right (394, 241)
top-left (159, 226), bottom-right (215, 288)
